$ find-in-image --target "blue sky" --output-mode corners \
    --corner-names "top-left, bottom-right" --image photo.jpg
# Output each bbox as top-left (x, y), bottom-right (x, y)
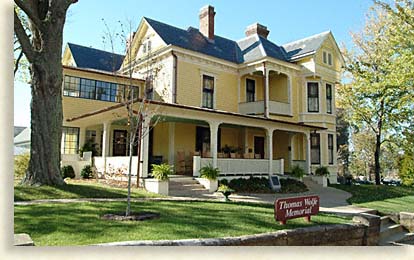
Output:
top-left (14, 0), bottom-right (373, 127)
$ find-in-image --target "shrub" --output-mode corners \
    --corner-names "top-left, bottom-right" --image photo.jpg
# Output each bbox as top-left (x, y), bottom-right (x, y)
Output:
top-left (228, 177), bottom-right (272, 193)
top-left (290, 165), bottom-right (305, 179)
top-left (151, 163), bottom-right (173, 181)
top-left (14, 153), bottom-right (30, 180)
top-left (280, 178), bottom-right (309, 193)
top-left (315, 166), bottom-right (330, 176)
top-left (399, 153), bottom-right (414, 187)
top-left (79, 140), bottom-right (98, 157)
top-left (218, 184), bottom-right (234, 201)
top-left (199, 164), bottom-right (220, 180)
top-left (80, 165), bottom-right (94, 179)
top-left (61, 165), bottom-right (75, 179)
top-left (219, 178), bottom-right (229, 186)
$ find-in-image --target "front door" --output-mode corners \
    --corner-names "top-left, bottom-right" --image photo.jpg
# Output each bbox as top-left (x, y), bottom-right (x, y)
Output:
top-left (113, 130), bottom-right (127, 156)
top-left (254, 136), bottom-right (265, 159)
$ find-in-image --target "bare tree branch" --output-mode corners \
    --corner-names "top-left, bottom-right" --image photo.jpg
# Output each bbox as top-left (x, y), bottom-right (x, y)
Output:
top-left (14, 50), bottom-right (24, 75)
top-left (14, 0), bottom-right (43, 29)
top-left (14, 9), bottom-right (35, 63)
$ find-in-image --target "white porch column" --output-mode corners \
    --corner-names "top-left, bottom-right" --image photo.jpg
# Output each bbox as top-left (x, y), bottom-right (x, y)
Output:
top-left (140, 121), bottom-right (150, 178)
top-left (267, 128), bottom-right (273, 176)
top-left (305, 132), bottom-right (311, 175)
top-left (264, 68), bottom-right (270, 118)
top-left (102, 121), bottom-right (111, 174)
top-left (244, 128), bottom-right (249, 154)
top-left (79, 127), bottom-right (86, 151)
top-left (209, 121), bottom-right (220, 169)
top-left (168, 122), bottom-right (175, 166)
top-left (288, 74), bottom-right (293, 115)
top-left (288, 133), bottom-right (294, 171)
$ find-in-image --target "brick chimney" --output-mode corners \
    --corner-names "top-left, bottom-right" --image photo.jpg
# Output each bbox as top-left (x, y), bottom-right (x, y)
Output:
top-left (245, 23), bottom-right (270, 39)
top-left (199, 5), bottom-right (215, 40)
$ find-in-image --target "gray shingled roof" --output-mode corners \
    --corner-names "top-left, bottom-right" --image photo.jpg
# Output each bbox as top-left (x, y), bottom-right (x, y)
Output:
top-left (67, 43), bottom-right (125, 72)
top-left (282, 31), bottom-right (331, 61)
top-left (145, 17), bottom-right (328, 64)
top-left (145, 17), bottom-right (243, 64)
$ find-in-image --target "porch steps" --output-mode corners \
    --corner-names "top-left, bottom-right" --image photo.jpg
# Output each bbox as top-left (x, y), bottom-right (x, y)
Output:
top-left (379, 216), bottom-right (414, 246)
top-left (169, 176), bottom-right (210, 197)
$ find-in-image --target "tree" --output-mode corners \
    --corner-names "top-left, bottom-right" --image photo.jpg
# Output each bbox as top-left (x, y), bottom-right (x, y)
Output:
top-left (339, 1), bottom-right (414, 185)
top-left (14, 0), bottom-right (78, 186)
top-left (102, 19), bottom-right (165, 216)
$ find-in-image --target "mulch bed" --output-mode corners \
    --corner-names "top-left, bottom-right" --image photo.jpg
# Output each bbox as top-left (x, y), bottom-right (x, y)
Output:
top-left (101, 212), bottom-right (160, 221)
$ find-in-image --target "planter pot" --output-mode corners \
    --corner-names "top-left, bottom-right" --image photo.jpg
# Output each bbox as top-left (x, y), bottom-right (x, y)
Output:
top-left (230, 153), bottom-right (236, 159)
top-left (195, 178), bottom-right (218, 192)
top-left (311, 176), bottom-right (328, 187)
top-left (144, 178), bottom-right (169, 195)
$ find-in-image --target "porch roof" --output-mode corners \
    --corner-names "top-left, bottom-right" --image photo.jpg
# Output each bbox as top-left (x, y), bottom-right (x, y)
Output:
top-left (66, 99), bottom-right (326, 131)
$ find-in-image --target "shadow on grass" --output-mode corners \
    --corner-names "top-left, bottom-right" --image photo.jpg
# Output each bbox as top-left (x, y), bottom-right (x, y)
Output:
top-left (14, 200), bottom-right (350, 246)
top-left (14, 181), bottom-right (154, 201)
top-left (331, 184), bottom-right (414, 204)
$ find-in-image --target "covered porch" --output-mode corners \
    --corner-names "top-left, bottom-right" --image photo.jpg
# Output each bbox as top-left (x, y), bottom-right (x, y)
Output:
top-left (64, 100), bottom-right (320, 181)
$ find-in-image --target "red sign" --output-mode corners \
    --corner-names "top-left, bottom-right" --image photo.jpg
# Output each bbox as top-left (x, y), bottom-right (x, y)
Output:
top-left (274, 195), bottom-right (320, 224)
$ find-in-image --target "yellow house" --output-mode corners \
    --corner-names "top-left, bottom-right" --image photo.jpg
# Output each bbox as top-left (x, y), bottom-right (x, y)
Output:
top-left (60, 5), bottom-right (344, 184)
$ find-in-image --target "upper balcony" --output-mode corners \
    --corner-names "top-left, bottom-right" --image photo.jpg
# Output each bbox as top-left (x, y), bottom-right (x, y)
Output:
top-left (238, 69), bottom-right (292, 117)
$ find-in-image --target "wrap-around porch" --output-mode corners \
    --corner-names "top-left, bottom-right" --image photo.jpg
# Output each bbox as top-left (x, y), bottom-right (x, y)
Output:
top-left (64, 101), bottom-right (316, 181)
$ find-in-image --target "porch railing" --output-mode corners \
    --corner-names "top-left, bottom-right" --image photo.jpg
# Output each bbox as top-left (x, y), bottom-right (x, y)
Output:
top-left (193, 156), bottom-right (284, 177)
top-left (94, 156), bottom-right (139, 176)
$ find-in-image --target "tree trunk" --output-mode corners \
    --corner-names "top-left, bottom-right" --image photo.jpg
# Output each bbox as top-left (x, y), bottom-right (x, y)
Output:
top-left (374, 134), bottom-right (381, 185)
top-left (21, 6), bottom-right (69, 186)
top-left (23, 54), bottom-right (65, 186)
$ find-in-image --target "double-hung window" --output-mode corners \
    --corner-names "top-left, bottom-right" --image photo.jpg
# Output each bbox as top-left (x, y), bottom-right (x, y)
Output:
top-left (328, 134), bottom-right (334, 165)
top-left (246, 79), bottom-right (255, 102)
top-left (311, 133), bottom-right (321, 165)
top-left (307, 82), bottom-right (319, 112)
top-left (61, 127), bottom-right (79, 154)
top-left (326, 83), bottom-right (333, 114)
top-left (202, 75), bottom-right (214, 109)
top-left (145, 76), bottom-right (154, 100)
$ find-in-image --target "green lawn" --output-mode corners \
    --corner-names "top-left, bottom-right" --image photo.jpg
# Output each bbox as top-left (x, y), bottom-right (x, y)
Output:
top-left (331, 184), bottom-right (414, 214)
top-left (14, 180), bottom-right (160, 201)
top-left (14, 200), bottom-right (351, 246)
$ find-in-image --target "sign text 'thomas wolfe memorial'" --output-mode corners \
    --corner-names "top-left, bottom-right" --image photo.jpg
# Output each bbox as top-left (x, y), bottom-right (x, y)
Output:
top-left (274, 195), bottom-right (320, 224)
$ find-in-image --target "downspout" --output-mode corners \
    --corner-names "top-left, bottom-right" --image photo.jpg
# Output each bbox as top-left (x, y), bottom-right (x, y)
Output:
top-left (172, 51), bottom-right (178, 103)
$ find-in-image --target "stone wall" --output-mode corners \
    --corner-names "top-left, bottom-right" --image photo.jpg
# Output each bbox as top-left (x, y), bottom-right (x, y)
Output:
top-left (96, 213), bottom-right (380, 246)
top-left (400, 212), bottom-right (414, 233)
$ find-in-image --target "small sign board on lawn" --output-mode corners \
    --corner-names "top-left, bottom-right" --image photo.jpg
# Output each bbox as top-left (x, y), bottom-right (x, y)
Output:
top-left (274, 195), bottom-right (320, 225)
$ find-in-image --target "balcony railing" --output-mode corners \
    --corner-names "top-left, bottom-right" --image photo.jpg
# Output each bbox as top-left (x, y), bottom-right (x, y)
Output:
top-left (239, 100), bottom-right (291, 116)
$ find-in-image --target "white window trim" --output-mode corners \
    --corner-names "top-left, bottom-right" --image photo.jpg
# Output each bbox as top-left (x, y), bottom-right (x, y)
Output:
top-left (305, 80), bottom-right (321, 113)
top-left (245, 77), bottom-right (257, 102)
top-left (200, 71), bottom-right (217, 109)
top-left (325, 82), bottom-right (334, 114)
top-left (322, 50), bottom-right (333, 66)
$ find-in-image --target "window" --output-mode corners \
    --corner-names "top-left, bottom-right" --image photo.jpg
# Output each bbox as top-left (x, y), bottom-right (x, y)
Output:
top-left (142, 42), bottom-right (147, 53)
top-left (63, 76), bottom-right (80, 97)
top-left (323, 51), bottom-right (333, 66)
top-left (63, 76), bottom-right (139, 103)
top-left (202, 75), bottom-right (214, 109)
top-left (246, 79), bottom-right (255, 102)
top-left (307, 82), bottom-right (319, 112)
top-left (145, 76), bottom-right (154, 100)
top-left (311, 133), bottom-right (320, 164)
top-left (326, 83), bottom-right (333, 114)
top-left (328, 134), bottom-right (334, 165)
top-left (147, 40), bottom-right (152, 52)
top-left (61, 127), bottom-right (79, 154)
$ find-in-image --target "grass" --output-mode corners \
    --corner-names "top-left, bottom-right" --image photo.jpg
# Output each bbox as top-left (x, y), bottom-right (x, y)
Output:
top-left (14, 179), bottom-right (160, 201)
top-left (331, 184), bottom-right (414, 214)
top-left (14, 200), bottom-right (351, 246)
